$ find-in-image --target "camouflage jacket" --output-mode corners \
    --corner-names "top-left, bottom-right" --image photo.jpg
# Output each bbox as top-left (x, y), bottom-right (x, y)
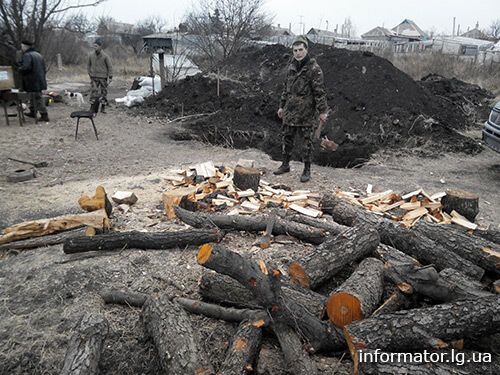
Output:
top-left (279, 57), bottom-right (328, 127)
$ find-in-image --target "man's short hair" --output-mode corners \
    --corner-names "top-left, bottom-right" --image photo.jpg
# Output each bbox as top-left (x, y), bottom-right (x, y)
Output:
top-left (21, 39), bottom-right (34, 47)
top-left (94, 39), bottom-right (103, 47)
top-left (292, 35), bottom-right (308, 49)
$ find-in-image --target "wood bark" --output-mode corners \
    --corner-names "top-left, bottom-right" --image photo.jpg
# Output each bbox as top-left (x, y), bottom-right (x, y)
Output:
top-left (343, 295), bottom-right (500, 355)
top-left (175, 297), bottom-right (268, 325)
top-left (0, 227), bottom-right (86, 251)
top-left (441, 188), bottom-right (479, 221)
top-left (175, 206), bottom-right (326, 244)
top-left (197, 243), bottom-right (345, 353)
top-left (142, 293), bottom-right (211, 375)
top-left (371, 290), bottom-right (414, 316)
top-left (288, 224), bottom-right (380, 289)
top-left (255, 213), bottom-right (276, 249)
top-left (474, 227), bottom-right (500, 245)
top-left (356, 349), bottom-right (500, 375)
top-left (413, 221), bottom-right (500, 275)
top-left (0, 209), bottom-right (110, 245)
top-left (233, 165), bottom-right (260, 191)
top-left (63, 228), bottom-right (223, 254)
top-left (374, 244), bottom-right (492, 302)
top-left (218, 320), bottom-right (263, 375)
top-left (275, 209), bottom-right (348, 235)
top-left (272, 321), bottom-right (318, 375)
top-left (326, 258), bottom-right (384, 327)
top-left (199, 272), bottom-right (327, 318)
top-left (61, 312), bottom-right (109, 375)
top-left (101, 290), bottom-right (148, 307)
top-left (320, 194), bottom-right (485, 280)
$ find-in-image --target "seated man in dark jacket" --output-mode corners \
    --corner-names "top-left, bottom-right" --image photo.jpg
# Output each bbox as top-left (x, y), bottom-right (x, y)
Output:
top-left (17, 40), bottom-right (49, 122)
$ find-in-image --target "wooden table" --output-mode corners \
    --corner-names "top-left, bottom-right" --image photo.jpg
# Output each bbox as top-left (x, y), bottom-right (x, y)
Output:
top-left (0, 90), bottom-right (29, 126)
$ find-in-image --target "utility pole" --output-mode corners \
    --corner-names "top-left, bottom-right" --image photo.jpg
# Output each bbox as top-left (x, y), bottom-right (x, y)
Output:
top-left (326, 20), bottom-right (329, 31)
top-left (299, 15), bottom-right (304, 35)
top-left (452, 16), bottom-right (456, 37)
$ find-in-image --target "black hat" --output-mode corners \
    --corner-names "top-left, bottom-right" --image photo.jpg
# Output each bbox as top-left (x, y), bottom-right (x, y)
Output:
top-left (21, 39), bottom-right (34, 47)
top-left (94, 39), bottom-right (103, 46)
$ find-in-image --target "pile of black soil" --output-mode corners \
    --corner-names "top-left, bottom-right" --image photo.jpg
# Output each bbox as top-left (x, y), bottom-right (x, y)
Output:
top-left (138, 44), bottom-right (486, 167)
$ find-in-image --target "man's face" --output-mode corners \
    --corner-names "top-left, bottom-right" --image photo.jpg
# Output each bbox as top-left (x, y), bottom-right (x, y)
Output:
top-left (21, 43), bottom-right (30, 52)
top-left (293, 43), bottom-right (307, 61)
top-left (94, 44), bottom-right (102, 53)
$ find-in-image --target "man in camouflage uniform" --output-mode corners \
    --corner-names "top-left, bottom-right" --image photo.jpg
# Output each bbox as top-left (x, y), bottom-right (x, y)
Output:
top-left (87, 39), bottom-right (113, 113)
top-left (274, 36), bottom-right (329, 182)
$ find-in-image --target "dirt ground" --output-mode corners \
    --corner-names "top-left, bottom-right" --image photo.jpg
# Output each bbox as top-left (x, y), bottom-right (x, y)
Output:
top-left (0, 78), bottom-right (499, 374)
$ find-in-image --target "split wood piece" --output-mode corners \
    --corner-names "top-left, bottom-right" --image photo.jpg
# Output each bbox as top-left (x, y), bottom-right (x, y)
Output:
top-left (450, 210), bottom-right (478, 230)
top-left (241, 201), bottom-right (261, 211)
top-left (0, 227), bottom-right (86, 251)
top-left (286, 194), bottom-right (309, 202)
top-left (0, 209), bottom-right (110, 245)
top-left (111, 191), bottom-right (138, 205)
top-left (101, 290), bottom-right (148, 307)
top-left (162, 187), bottom-right (197, 220)
top-left (355, 349), bottom-right (500, 375)
top-left (288, 224), bottom-right (380, 289)
top-left (371, 290), bottom-right (414, 316)
top-left (63, 228), bottom-right (223, 254)
top-left (197, 244), bottom-right (345, 352)
top-left (344, 295), bottom-right (500, 357)
top-left (275, 210), bottom-right (348, 235)
top-left (289, 204), bottom-right (323, 218)
top-left (175, 297), bottom-right (269, 325)
top-left (359, 190), bottom-right (393, 205)
top-left (142, 294), bottom-right (211, 374)
top-left (236, 189), bottom-right (255, 198)
top-left (442, 188), bottom-right (479, 222)
top-left (400, 201), bottom-right (421, 210)
top-left (78, 185), bottom-right (113, 217)
top-left (326, 258), bottom-right (384, 327)
top-left (401, 188), bottom-right (422, 200)
top-left (401, 206), bottom-right (428, 222)
top-left (374, 244), bottom-right (492, 302)
top-left (272, 321), bottom-right (318, 375)
top-left (412, 221), bottom-right (500, 275)
top-left (233, 165), bottom-right (260, 192)
top-left (194, 161), bottom-right (217, 178)
top-left (218, 320), bottom-right (263, 375)
top-left (174, 206), bottom-right (326, 245)
top-left (61, 312), bottom-right (109, 375)
top-left (320, 194), bottom-right (485, 280)
top-left (255, 214), bottom-right (276, 249)
top-left (494, 280), bottom-right (500, 294)
top-left (199, 272), bottom-right (327, 318)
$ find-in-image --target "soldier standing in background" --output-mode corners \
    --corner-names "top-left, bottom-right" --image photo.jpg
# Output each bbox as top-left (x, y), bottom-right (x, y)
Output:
top-left (87, 39), bottom-right (113, 113)
top-left (274, 35), bottom-right (329, 182)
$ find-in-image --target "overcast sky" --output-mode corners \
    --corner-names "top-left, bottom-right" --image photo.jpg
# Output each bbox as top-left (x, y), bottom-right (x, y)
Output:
top-left (82, 0), bottom-right (498, 36)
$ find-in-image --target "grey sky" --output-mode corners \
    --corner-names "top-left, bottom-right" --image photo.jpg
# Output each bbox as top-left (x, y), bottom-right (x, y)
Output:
top-left (83, 0), bottom-right (498, 36)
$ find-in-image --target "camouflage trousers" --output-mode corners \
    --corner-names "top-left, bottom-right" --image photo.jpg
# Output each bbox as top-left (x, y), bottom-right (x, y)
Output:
top-left (28, 92), bottom-right (47, 114)
top-left (90, 77), bottom-right (108, 104)
top-left (282, 125), bottom-right (314, 163)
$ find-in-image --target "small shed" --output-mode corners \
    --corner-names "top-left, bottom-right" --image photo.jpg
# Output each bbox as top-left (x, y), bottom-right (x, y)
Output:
top-left (433, 36), bottom-right (495, 55)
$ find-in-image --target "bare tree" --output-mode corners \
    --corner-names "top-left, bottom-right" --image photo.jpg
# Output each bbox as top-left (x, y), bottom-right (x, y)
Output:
top-left (341, 17), bottom-right (356, 38)
top-left (185, 0), bottom-right (272, 68)
top-left (135, 15), bottom-right (168, 36)
top-left (490, 19), bottom-right (500, 39)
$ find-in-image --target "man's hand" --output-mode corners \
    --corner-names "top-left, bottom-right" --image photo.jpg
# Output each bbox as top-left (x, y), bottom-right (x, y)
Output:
top-left (108, 76), bottom-right (113, 84)
top-left (319, 112), bottom-right (328, 124)
top-left (277, 107), bottom-right (283, 119)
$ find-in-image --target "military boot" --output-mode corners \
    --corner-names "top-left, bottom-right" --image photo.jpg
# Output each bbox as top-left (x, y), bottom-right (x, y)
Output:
top-left (273, 155), bottom-right (291, 175)
top-left (300, 162), bottom-right (311, 182)
top-left (40, 112), bottom-right (50, 122)
top-left (100, 103), bottom-right (106, 113)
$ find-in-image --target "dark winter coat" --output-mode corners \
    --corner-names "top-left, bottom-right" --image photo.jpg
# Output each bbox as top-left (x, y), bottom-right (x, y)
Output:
top-left (279, 56), bottom-right (328, 127)
top-left (18, 48), bottom-right (47, 92)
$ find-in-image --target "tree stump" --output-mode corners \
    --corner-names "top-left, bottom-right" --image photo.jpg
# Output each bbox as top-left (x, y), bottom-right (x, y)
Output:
top-left (326, 258), bottom-right (384, 327)
top-left (442, 189), bottom-right (479, 222)
top-left (233, 165), bottom-right (260, 191)
top-left (61, 313), bottom-right (109, 375)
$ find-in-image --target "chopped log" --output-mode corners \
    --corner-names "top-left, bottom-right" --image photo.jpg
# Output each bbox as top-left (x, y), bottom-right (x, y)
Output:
top-left (412, 222), bottom-right (500, 275)
top-left (78, 185), bottom-right (113, 217)
top-left (275, 209), bottom-right (348, 235)
top-left (442, 188), bottom-right (479, 222)
top-left (288, 224), bottom-right (380, 289)
top-left (61, 312), bottom-right (109, 375)
top-left (199, 272), bottom-right (327, 318)
top-left (326, 258), bottom-right (384, 327)
top-left (356, 349), bottom-right (499, 375)
top-left (0, 228), bottom-right (86, 251)
top-left (371, 290), bottom-right (413, 316)
top-left (175, 297), bottom-right (268, 325)
top-left (197, 243), bottom-right (345, 352)
top-left (233, 165), bottom-right (260, 192)
top-left (450, 210), bottom-right (478, 230)
top-left (101, 290), bottom-right (148, 307)
top-left (0, 209), bottom-right (110, 245)
top-left (175, 206), bottom-right (326, 244)
top-left (375, 244), bottom-right (492, 302)
top-left (343, 295), bottom-right (500, 356)
top-left (142, 294), bottom-right (210, 374)
top-left (272, 321), bottom-right (318, 375)
top-left (218, 320), bottom-right (263, 375)
top-left (320, 194), bottom-right (485, 280)
top-left (111, 191), bottom-right (138, 205)
top-left (162, 187), bottom-right (198, 220)
top-left (63, 228), bottom-right (223, 254)
top-left (474, 227), bottom-right (500, 245)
